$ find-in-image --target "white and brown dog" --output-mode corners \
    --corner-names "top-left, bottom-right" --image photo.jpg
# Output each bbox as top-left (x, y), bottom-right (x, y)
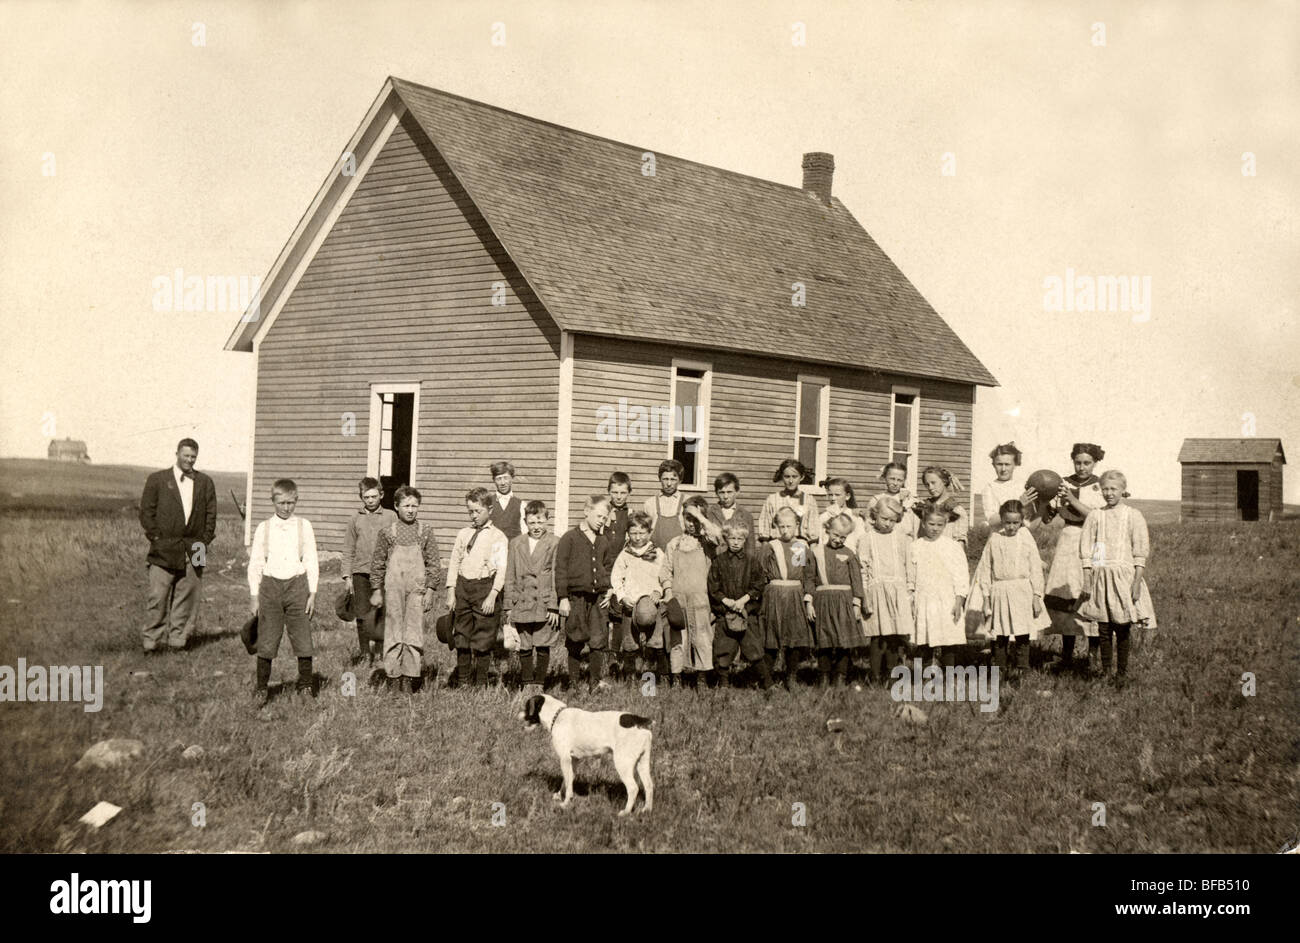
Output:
top-left (519, 693), bottom-right (653, 815)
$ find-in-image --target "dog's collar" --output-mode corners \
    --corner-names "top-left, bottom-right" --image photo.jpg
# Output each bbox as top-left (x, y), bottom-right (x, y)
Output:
top-left (548, 706), bottom-right (568, 732)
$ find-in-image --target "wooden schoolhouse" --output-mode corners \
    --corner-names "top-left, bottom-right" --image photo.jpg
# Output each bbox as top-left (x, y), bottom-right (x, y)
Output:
top-left (1177, 438), bottom-right (1286, 522)
top-left (225, 77), bottom-right (997, 550)
top-left (48, 438), bottom-right (90, 463)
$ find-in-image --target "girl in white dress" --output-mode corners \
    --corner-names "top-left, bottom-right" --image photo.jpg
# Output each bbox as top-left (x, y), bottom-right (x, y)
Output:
top-left (971, 499), bottom-right (1050, 674)
top-left (980, 442), bottom-right (1037, 532)
top-left (856, 496), bottom-right (914, 683)
top-left (1077, 471), bottom-right (1156, 680)
top-left (908, 505), bottom-right (970, 666)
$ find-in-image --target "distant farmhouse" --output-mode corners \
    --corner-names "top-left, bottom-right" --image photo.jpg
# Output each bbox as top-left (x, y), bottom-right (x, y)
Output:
top-left (226, 77), bottom-right (996, 548)
top-left (1178, 438), bottom-right (1285, 522)
top-left (48, 438), bottom-right (90, 463)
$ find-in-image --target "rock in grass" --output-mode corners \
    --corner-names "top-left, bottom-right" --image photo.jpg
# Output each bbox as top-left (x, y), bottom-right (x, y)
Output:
top-left (182, 745), bottom-right (205, 761)
top-left (291, 830), bottom-right (329, 847)
top-left (75, 739), bottom-right (144, 771)
top-left (894, 703), bottom-right (928, 725)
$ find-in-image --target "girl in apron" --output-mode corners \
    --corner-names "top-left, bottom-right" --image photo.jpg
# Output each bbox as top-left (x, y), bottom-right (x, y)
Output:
top-left (759, 506), bottom-right (817, 689)
top-left (660, 495), bottom-right (715, 686)
top-left (810, 513), bottom-right (866, 686)
top-left (1042, 443), bottom-right (1106, 670)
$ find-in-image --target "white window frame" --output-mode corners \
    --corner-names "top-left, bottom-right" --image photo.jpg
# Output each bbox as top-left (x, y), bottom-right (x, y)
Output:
top-left (367, 382), bottom-right (421, 486)
top-left (889, 385), bottom-right (921, 497)
top-left (668, 359), bottom-right (712, 490)
top-left (794, 374), bottom-right (830, 491)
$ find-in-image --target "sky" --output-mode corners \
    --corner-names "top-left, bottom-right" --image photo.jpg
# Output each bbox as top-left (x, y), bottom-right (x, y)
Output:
top-left (2, 0), bottom-right (1297, 501)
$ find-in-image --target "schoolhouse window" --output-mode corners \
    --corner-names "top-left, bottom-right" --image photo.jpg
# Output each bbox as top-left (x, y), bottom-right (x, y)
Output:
top-left (670, 362), bottom-right (711, 488)
top-left (796, 376), bottom-right (829, 483)
top-left (890, 388), bottom-right (919, 494)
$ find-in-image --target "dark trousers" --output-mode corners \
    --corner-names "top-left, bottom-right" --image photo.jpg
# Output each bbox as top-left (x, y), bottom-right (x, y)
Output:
top-left (992, 635), bottom-right (1030, 671)
top-left (713, 613), bottom-right (764, 669)
top-left (866, 635), bottom-right (910, 682)
top-left (453, 576), bottom-right (501, 653)
top-left (257, 574), bottom-right (313, 659)
top-left (350, 572), bottom-right (382, 654)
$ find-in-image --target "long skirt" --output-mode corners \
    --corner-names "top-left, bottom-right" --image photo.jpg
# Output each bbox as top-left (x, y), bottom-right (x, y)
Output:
top-left (913, 589), bottom-right (967, 648)
top-left (1077, 564), bottom-right (1157, 627)
top-left (984, 577), bottom-right (1052, 639)
top-left (812, 585), bottom-right (866, 649)
top-left (863, 577), bottom-right (913, 640)
top-left (761, 580), bottom-right (813, 649)
top-left (1043, 524), bottom-right (1098, 637)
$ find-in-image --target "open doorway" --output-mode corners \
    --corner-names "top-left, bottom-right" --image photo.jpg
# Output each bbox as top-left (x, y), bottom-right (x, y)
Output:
top-left (369, 384), bottom-right (420, 510)
top-left (1236, 469), bottom-right (1259, 522)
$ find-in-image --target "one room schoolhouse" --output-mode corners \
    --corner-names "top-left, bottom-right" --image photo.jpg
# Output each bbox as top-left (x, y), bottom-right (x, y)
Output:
top-left (225, 77), bottom-right (997, 550)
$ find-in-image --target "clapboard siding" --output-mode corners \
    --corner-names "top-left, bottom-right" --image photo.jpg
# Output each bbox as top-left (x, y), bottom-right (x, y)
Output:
top-left (567, 335), bottom-right (977, 531)
top-left (252, 111), bottom-right (559, 554)
top-left (1180, 462), bottom-right (1283, 522)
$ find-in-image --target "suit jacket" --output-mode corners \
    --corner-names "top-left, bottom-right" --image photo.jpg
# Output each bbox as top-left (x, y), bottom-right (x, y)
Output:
top-left (139, 468), bottom-right (217, 569)
top-left (502, 532), bottom-right (559, 623)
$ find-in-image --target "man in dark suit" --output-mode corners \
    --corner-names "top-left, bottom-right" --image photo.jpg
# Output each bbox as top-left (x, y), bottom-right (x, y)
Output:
top-left (139, 438), bottom-right (217, 652)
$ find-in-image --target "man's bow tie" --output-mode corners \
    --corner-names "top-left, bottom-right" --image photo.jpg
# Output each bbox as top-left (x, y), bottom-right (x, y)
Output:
top-left (180, 471), bottom-right (194, 480)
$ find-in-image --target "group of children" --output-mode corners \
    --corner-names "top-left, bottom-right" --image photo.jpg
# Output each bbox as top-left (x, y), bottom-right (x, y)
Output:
top-left (244, 449), bottom-right (1156, 703)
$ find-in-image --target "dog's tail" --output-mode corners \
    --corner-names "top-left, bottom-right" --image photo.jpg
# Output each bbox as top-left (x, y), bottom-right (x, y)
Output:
top-left (619, 713), bottom-right (653, 730)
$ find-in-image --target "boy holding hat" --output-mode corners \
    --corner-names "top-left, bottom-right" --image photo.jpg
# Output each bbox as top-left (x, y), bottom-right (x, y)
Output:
top-left (708, 519), bottom-right (770, 688)
top-left (502, 500), bottom-right (560, 693)
top-left (609, 510), bottom-right (669, 685)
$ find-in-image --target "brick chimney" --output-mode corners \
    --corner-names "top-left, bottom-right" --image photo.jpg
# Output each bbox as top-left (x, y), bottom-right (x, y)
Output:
top-left (801, 152), bottom-right (834, 204)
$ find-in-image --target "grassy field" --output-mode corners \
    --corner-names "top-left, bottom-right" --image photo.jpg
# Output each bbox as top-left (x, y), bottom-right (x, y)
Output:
top-left (0, 458), bottom-right (247, 517)
top-left (0, 491), bottom-right (1296, 852)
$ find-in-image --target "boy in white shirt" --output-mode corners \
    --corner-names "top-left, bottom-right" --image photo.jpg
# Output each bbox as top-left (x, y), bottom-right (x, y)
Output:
top-left (247, 479), bottom-right (320, 706)
top-left (446, 487), bottom-right (509, 687)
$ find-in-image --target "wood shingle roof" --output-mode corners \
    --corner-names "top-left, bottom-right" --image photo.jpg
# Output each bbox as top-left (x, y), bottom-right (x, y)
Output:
top-left (390, 79), bottom-right (995, 387)
top-left (1177, 438), bottom-right (1286, 464)
top-left (228, 78), bottom-right (996, 387)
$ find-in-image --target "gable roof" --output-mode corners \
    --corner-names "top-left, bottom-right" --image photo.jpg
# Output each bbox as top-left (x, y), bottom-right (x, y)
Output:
top-left (228, 78), bottom-right (995, 387)
top-left (1178, 438), bottom-right (1286, 464)
top-left (49, 439), bottom-right (88, 452)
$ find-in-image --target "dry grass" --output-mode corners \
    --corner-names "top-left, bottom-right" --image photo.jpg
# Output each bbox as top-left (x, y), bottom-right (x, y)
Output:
top-left (0, 507), bottom-right (1296, 853)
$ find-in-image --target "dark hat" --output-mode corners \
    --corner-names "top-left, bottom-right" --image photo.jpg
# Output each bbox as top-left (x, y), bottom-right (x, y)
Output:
top-left (665, 597), bottom-right (686, 632)
top-left (632, 596), bottom-right (659, 629)
top-left (334, 589), bottom-right (354, 621)
top-left (240, 613), bottom-right (259, 655)
top-left (434, 611), bottom-right (455, 648)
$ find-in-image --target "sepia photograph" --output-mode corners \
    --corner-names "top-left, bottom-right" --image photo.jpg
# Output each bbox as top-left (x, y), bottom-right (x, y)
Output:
top-left (0, 0), bottom-right (1295, 901)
